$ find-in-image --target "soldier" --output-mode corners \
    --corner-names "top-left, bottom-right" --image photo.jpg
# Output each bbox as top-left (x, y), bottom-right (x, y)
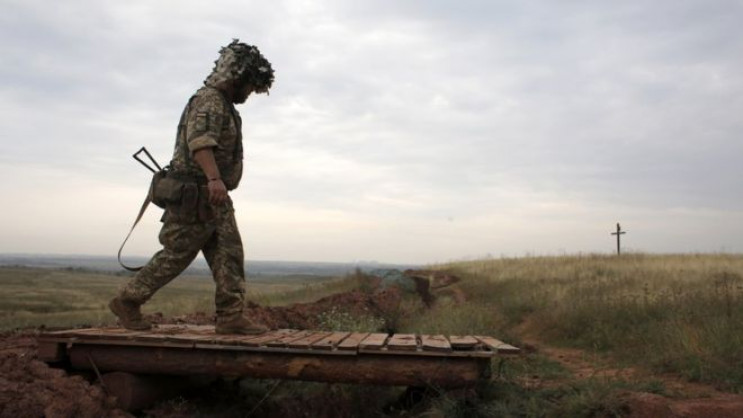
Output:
top-left (109, 40), bottom-right (274, 334)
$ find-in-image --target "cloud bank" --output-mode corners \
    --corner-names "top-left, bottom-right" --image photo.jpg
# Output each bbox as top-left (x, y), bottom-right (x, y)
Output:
top-left (1, 0), bottom-right (742, 263)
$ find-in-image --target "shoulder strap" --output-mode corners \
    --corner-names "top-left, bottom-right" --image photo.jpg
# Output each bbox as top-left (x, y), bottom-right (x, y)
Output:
top-left (117, 190), bottom-right (153, 272)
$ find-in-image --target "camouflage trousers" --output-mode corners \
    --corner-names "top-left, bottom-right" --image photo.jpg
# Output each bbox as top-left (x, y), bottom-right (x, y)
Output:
top-left (117, 201), bottom-right (245, 317)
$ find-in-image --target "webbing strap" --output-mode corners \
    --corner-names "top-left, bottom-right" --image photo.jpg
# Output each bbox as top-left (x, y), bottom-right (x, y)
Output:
top-left (117, 191), bottom-right (153, 272)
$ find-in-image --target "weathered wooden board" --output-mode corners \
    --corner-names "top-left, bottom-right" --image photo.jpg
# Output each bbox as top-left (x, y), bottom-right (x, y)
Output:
top-left (386, 334), bottom-right (418, 351)
top-left (448, 335), bottom-right (479, 349)
top-left (288, 332), bottom-right (334, 349)
top-left (164, 334), bottom-right (220, 345)
top-left (420, 335), bottom-right (451, 352)
top-left (475, 336), bottom-right (520, 354)
top-left (311, 332), bottom-right (351, 350)
top-left (236, 329), bottom-right (299, 347)
top-left (129, 334), bottom-right (169, 344)
top-left (336, 332), bottom-right (370, 351)
top-left (47, 328), bottom-right (145, 340)
top-left (37, 325), bottom-right (518, 390)
top-left (68, 344), bottom-right (490, 388)
top-left (267, 330), bottom-right (316, 347)
top-left (358, 333), bottom-right (388, 350)
top-left (157, 325), bottom-right (215, 333)
top-left (38, 326), bottom-right (518, 357)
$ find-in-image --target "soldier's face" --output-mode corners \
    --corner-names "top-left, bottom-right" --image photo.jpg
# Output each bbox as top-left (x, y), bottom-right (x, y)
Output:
top-left (233, 83), bottom-right (254, 104)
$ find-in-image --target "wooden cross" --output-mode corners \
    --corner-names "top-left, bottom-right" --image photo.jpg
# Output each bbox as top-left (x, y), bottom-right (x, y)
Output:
top-left (610, 223), bottom-right (626, 255)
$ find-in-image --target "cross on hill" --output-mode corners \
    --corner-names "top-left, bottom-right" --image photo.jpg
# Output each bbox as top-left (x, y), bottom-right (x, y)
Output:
top-left (611, 223), bottom-right (626, 255)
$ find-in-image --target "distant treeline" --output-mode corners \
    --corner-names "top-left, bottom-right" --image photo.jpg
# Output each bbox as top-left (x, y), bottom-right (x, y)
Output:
top-left (0, 254), bottom-right (417, 277)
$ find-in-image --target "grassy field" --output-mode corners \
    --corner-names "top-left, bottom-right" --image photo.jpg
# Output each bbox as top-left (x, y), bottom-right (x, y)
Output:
top-left (378, 253), bottom-right (743, 416)
top-left (0, 266), bottom-right (343, 330)
top-left (435, 253), bottom-right (743, 391)
top-left (5, 253), bottom-right (743, 416)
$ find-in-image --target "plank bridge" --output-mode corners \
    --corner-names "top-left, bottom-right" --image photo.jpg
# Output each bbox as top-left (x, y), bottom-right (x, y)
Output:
top-left (38, 325), bottom-right (518, 408)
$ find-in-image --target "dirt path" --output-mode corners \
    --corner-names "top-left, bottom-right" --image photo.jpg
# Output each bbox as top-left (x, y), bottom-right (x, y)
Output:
top-left (513, 315), bottom-right (743, 418)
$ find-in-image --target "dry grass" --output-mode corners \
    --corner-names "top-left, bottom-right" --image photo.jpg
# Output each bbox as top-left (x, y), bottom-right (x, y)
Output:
top-left (8, 255), bottom-right (733, 416)
top-left (0, 266), bottom-right (340, 330)
top-left (436, 252), bottom-right (743, 391)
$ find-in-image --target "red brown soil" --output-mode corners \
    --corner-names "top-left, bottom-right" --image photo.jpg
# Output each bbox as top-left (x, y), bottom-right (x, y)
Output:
top-left (515, 315), bottom-right (743, 417)
top-left (0, 331), bottom-right (132, 418)
top-left (247, 286), bottom-right (402, 330)
top-left (153, 286), bottom-right (403, 330)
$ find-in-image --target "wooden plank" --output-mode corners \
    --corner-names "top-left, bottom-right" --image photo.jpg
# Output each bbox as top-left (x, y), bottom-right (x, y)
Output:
top-left (42, 325), bottom-right (217, 342)
top-left (38, 328), bottom-right (515, 356)
top-left (193, 344), bottom-right (356, 356)
top-left (38, 336), bottom-right (195, 349)
top-left (202, 334), bottom-right (265, 346)
top-left (164, 334), bottom-right (216, 345)
top-left (420, 335), bottom-right (451, 352)
top-left (336, 332), bottom-right (370, 351)
top-left (475, 336), bottom-right (520, 354)
top-left (311, 332), bottom-right (351, 351)
top-left (156, 325), bottom-right (215, 335)
top-left (448, 335), bottom-right (479, 349)
top-left (131, 334), bottom-right (169, 344)
top-left (60, 328), bottom-right (147, 341)
top-left (43, 328), bottom-right (99, 337)
top-left (358, 347), bottom-right (493, 358)
top-left (288, 331), bottom-right (333, 349)
top-left (237, 329), bottom-right (299, 347)
top-left (358, 333), bottom-right (389, 350)
top-left (69, 344), bottom-right (492, 389)
top-left (231, 334), bottom-right (275, 346)
top-left (266, 330), bottom-right (316, 347)
top-left (386, 334), bottom-right (418, 351)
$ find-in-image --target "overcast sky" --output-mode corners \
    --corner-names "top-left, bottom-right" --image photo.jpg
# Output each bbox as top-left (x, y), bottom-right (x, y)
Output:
top-left (1, 0), bottom-right (742, 264)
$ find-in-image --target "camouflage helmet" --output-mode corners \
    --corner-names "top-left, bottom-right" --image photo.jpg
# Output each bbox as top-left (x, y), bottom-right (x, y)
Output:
top-left (205, 39), bottom-right (275, 93)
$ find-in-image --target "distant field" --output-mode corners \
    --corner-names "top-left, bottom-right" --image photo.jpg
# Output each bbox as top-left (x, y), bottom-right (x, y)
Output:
top-left (0, 266), bottom-right (342, 330)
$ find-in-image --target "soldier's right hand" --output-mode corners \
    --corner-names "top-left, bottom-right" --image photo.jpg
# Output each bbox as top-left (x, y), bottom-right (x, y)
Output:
top-left (208, 179), bottom-right (229, 205)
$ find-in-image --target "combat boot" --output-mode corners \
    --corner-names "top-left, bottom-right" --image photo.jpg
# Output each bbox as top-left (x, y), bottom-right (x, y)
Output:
top-left (216, 314), bottom-right (268, 335)
top-left (109, 297), bottom-right (152, 331)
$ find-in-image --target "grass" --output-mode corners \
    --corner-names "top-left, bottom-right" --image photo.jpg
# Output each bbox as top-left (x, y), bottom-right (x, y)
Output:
top-left (437, 252), bottom-right (743, 392)
top-left (6, 253), bottom-right (743, 416)
top-left (316, 305), bottom-right (387, 332)
top-left (0, 266), bottom-right (340, 330)
top-left (249, 273), bottom-right (365, 307)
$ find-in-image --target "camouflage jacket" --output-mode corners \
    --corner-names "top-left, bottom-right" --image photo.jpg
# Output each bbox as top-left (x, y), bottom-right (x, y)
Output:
top-left (170, 86), bottom-right (243, 190)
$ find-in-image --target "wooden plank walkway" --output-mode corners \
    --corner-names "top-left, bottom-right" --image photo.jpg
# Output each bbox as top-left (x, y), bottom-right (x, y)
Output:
top-left (37, 325), bottom-right (519, 389)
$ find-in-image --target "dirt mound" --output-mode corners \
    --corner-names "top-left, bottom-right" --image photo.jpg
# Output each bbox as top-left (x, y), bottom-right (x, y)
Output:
top-left (245, 288), bottom-right (402, 330)
top-left (151, 287), bottom-right (402, 330)
top-left (0, 332), bottom-right (130, 418)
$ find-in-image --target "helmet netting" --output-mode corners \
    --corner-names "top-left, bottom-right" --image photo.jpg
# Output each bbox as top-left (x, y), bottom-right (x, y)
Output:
top-left (205, 39), bottom-right (274, 93)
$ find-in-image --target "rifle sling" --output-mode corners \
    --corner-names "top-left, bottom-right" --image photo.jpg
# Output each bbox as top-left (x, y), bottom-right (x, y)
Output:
top-left (117, 191), bottom-right (152, 272)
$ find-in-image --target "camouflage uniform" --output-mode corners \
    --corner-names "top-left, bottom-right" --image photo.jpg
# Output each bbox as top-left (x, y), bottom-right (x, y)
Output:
top-left (115, 40), bottom-right (274, 321)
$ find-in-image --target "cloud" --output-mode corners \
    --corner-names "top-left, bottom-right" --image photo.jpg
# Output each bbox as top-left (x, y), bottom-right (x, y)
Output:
top-left (2, 0), bottom-right (743, 262)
